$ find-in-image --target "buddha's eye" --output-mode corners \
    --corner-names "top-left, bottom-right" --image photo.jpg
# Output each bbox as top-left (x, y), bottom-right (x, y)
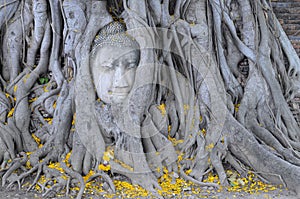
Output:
top-left (127, 62), bottom-right (137, 69)
top-left (103, 65), bottom-right (114, 70)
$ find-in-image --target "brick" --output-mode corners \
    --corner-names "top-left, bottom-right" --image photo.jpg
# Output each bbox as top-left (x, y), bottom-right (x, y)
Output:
top-left (273, 7), bottom-right (300, 14)
top-left (272, 0), bottom-right (300, 56)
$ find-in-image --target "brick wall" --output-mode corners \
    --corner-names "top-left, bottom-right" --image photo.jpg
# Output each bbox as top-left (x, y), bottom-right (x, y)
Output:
top-left (272, 0), bottom-right (300, 56)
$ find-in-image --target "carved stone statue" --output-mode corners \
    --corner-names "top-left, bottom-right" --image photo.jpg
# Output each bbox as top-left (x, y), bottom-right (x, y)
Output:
top-left (90, 21), bottom-right (140, 105)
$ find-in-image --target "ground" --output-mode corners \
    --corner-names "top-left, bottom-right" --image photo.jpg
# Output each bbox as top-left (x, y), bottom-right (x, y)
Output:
top-left (0, 186), bottom-right (297, 199)
top-left (0, 170), bottom-right (298, 199)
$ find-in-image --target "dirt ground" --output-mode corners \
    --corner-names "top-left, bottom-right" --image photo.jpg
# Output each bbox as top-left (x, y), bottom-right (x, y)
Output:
top-left (0, 186), bottom-right (298, 199)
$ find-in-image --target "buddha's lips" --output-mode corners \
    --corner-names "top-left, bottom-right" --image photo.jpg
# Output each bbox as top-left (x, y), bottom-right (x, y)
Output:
top-left (111, 92), bottom-right (129, 96)
top-left (108, 89), bottom-right (131, 95)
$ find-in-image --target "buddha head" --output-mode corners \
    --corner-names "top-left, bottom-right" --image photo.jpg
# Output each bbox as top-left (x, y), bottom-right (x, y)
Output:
top-left (90, 22), bottom-right (140, 104)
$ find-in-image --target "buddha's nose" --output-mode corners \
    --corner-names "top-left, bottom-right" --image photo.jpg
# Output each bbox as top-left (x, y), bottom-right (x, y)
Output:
top-left (113, 66), bottom-right (129, 88)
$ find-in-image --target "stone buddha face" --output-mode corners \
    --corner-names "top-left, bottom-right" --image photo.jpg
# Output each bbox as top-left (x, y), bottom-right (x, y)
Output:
top-left (91, 45), bottom-right (140, 104)
top-left (90, 21), bottom-right (140, 104)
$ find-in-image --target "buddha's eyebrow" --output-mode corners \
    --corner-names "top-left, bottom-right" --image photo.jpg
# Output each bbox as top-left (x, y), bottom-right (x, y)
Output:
top-left (123, 53), bottom-right (139, 60)
top-left (125, 58), bottom-right (138, 62)
top-left (98, 60), bottom-right (113, 66)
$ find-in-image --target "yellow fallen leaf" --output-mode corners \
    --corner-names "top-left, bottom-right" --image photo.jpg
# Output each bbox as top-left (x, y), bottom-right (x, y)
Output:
top-left (48, 162), bottom-right (64, 173)
top-left (163, 167), bottom-right (168, 174)
top-left (43, 85), bottom-right (49, 92)
top-left (44, 118), bottom-right (53, 125)
top-left (157, 103), bottom-right (166, 116)
top-left (72, 113), bottom-right (76, 125)
top-left (202, 128), bottom-right (206, 135)
top-left (184, 104), bottom-right (190, 111)
top-left (29, 97), bottom-right (37, 103)
top-left (156, 167), bottom-right (161, 173)
top-left (185, 169), bottom-right (192, 174)
top-left (7, 108), bottom-right (14, 117)
top-left (234, 103), bottom-right (240, 112)
top-left (26, 161), bottom-right (32, 169)
top-left (32, 134), bottom-right (41, 145)
top-left (52, 101), bottom-right (57, 109)
top-left (206, 143), bottom-right (214, 151)
top-left (83, 170), bottom-right (95, 182)
top-left (13, 85), bottom-right (17, 92)
top-left (98, 164), bottom-right (111, 171)
top-left (103, 152), bottom-right (110, 161)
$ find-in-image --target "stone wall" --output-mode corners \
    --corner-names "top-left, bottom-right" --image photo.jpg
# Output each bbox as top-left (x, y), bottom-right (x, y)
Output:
top-left (272, 0), bottom-right (300, 56)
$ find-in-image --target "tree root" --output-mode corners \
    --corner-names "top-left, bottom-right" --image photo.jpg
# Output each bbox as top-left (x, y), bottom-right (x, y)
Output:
top-left (26, 164), bottom-right (43, 192)
top-left (2, 153), bottom-right (27, 187)
top-left (226, 114), bottom-right (300, 195)
top-left (180, 167), bottom-right (219, 188)
top-left (60, 161), bottom-right (85, 199)
top-left (86, 171), bottom-right (115, 193)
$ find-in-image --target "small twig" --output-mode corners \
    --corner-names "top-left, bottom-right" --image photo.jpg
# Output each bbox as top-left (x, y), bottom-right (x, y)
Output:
top-left (66, 176), bottom-right (71, 196)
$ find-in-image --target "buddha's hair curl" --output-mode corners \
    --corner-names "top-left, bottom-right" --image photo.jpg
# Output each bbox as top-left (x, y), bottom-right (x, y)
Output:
top-left (91, 21), bottom-right (140, 56)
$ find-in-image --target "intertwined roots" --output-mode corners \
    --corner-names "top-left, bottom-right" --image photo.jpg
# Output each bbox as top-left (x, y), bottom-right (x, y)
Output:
top-left (0, 0), bottom-right (300, 198)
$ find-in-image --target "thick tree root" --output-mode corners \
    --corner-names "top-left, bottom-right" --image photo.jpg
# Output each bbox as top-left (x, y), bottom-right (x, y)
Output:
top-left (226, 114), bottom-right (300, 195)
